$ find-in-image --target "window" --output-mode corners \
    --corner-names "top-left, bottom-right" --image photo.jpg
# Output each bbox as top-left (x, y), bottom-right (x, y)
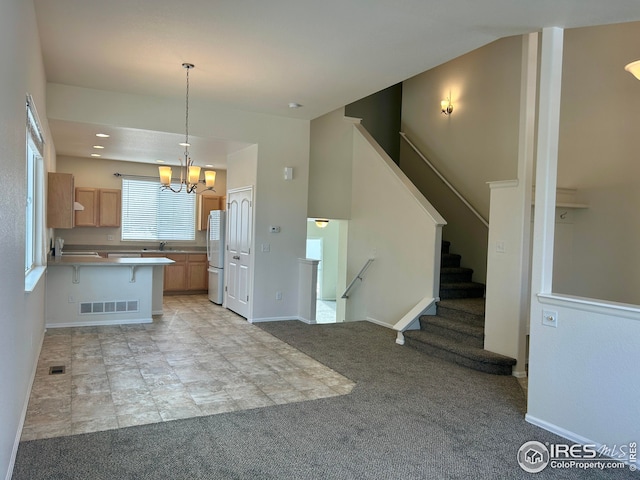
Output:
top-left (25, 95), bottom-right (44, 279)
top-left (121, 178), bottom-right (196, 241)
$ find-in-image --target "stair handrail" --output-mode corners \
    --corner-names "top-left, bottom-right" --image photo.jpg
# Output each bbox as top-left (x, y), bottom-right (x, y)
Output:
top-left (341, 259), bottom-right (374, 299)
top-left (399, 132), bottom-right (489, 228)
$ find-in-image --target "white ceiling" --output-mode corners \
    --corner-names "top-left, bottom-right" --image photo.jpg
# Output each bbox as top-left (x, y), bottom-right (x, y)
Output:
top-left (34, 0), bottom-right (640, 166)
top-left (48, 120), bottom-right (251, 168)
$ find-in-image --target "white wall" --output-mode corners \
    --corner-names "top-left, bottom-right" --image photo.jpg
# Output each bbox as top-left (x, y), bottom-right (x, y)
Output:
top-left (401, 36), bottom-right (522, 216)
top-left (528, 298), bottom-right (640, 448)
top-left (0, 0), bottom-right (53, 477)
top-left (46, 84), bottom-right (310, 324)
top-left (347, 125), bottom-right (445, 326)
top-left (400, 36), bottom-right (522, 283)
top-left (555, 21), bottom-right (640, 305)
top-left (528, 26), bottom-right (640, 455)
top-left (308, 108), bottom-right (355, 220)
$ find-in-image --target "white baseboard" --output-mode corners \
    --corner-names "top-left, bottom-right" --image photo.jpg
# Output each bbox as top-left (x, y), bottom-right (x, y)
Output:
top-left (512, 370), bottom-right (528, 378)
top-left (525, 414), bottom-right (595, 445)
top-left (525, 414), bottom-right (637, 467)
top-left (7, 327), bottom-right (45, 480)
top-left (365, 316), bottom-right (394, 329)
top-left (248, 316), bottom-right (299, 324)
top-left (46, 317), bottom-right (153, 328)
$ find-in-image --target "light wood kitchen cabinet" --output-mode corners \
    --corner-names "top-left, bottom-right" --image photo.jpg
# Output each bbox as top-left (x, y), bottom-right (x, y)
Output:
top-left (74, 188), bottom-right (98, 226)
top-left (142, 253), bottom-right (208, 293)
top-left (47, 172), bottom-right (75, 228)
top-left (197, 195), bottom-right (221, 230)
top-left (186, 254), bottom-right (208, 290)
top-left (163, 253), bottom-right (187, 292)
top-left (98, 189), bottom-right (121, 227)
top-left (74, 187), bottom-right (121, 227)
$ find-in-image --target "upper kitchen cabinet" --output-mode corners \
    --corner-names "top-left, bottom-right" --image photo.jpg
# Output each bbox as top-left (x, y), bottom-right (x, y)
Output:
top-left (98, 189), bottom-right (121, 227)
top-left (197, 195), bottom-right (221, 230)
top-left (75, 187), bottom-right (121, 227)
top-left (47, 172), bottom-right (75, 228)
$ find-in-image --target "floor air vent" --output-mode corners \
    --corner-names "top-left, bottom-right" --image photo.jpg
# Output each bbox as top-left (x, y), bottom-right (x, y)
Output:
top-left (49, 365), bottom-right (66, 375)
top-left (79, 300), bottom-right (139, 315)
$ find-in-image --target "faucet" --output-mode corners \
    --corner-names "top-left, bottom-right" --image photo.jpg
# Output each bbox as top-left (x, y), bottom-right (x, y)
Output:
top-left (159, 242), bottom-right (166, 251)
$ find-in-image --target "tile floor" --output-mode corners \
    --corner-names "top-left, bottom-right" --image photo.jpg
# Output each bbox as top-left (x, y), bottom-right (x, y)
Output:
top-left (21, 295), bottom-right (355, 441)
top-left (315, 299), bottom-right (337, 323)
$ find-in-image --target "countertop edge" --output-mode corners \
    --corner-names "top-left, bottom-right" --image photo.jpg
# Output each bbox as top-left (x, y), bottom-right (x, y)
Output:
top-left (48, 257), bottom-right (175, 266)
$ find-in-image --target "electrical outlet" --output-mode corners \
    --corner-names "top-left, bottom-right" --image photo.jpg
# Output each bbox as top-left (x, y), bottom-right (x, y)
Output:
top-left (107, 234), bottom-right (114, 241)
top-left (68, 295), bottom-right (75, 303)
top-left (275, 291), bottom-right (282, 300)
top-left (542, 309), bottom-right (558, 328)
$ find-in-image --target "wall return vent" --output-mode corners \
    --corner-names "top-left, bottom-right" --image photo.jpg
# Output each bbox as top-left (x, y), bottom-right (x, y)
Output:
top-left (79, 300), bottom-right (139, 315)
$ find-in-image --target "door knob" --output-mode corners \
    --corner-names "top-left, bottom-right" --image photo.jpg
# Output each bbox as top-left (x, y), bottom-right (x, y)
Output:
top-left (233, 255), bottom-right (240, 260)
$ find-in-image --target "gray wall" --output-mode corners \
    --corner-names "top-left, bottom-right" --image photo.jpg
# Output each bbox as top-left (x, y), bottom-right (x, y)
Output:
top-left (345, 83), bottom-right (402, 164)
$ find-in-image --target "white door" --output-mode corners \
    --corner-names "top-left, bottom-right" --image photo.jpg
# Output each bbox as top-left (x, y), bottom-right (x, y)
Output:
top-left (226, 186), bottom-right (253, 318)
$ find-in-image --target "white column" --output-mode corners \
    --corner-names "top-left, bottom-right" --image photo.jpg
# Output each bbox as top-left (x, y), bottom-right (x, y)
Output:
top-left (298, 258), bottom-right (319, 323)
top-left (531, 27), bottom-right (564, 296)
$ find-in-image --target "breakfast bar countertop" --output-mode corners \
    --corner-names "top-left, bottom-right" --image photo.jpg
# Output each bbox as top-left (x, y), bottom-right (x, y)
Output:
top-left (48, 256), bottom-right (175, 266)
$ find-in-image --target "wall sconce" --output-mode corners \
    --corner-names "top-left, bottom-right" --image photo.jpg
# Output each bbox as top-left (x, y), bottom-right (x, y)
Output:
top-left (315, 219), bottom-right (329, 228)
top-left (441, 95), bottom-right (453, 115)
top-left (624, 60), bottom-right (640, 80)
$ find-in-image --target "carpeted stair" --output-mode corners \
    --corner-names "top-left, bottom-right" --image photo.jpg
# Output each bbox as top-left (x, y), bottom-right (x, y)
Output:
top-left (404, 241), bottom-right (516, 375)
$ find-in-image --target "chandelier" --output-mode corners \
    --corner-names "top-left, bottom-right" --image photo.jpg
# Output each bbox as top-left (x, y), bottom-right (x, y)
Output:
top-left (158, 63), bottom-right (216, 193)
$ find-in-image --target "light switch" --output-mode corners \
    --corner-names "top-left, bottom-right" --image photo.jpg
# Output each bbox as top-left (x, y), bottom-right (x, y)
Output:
top-left (261, 243), bottom-right (270, 252)
top-left (496, 241), bottom-right (506, 253)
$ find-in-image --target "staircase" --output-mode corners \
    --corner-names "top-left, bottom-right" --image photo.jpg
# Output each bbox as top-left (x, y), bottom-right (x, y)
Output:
top-left (404, 241), bottom-right (516, 375)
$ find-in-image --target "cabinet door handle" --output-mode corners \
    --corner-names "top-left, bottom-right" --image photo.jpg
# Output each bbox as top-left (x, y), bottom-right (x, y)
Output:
top-left (233, 255), bottom-right (240, 260)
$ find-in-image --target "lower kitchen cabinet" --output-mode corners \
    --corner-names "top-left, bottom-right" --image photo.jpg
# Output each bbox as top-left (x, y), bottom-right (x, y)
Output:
top-left (164, 254), bottom-right (188, 291)
top-left (142, 253), bottom-right (208, 293)
top-left (186, 254), bottom-right (208, 290)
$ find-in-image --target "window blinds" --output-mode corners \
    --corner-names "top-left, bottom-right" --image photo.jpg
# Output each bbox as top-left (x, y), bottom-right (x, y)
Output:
top-left (121, 178), bottom-right (195, 241)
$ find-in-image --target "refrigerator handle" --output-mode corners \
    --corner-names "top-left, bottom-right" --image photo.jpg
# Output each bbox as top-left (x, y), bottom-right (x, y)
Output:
top-left (206, 213), bottom-right (211, 261)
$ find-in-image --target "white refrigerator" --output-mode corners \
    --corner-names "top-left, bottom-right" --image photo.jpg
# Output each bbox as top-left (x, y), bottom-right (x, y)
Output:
top-left (207, 210), bottom-right (226, 304)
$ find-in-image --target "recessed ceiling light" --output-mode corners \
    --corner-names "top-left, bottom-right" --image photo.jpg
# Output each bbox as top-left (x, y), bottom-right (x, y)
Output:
top-left (156, 160), bottom-right (165, 163)
top-left (95, 133), bottom-right (110, 138)
top-left (90, 153), bottom-right (101, 157)
top-left (288, 102), bottom-right (303, 109)
top-left (93, 145), bottom-right (104, 149)
top-left (205, 164), bottom-right (213, 167)
top-left (179, 142), bottom-right (191, 147)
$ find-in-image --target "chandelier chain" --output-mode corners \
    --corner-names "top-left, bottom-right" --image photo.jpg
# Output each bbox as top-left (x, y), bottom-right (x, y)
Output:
top-left (184, 65), bottom-right (190, 150)
top-left (159, 62), bottom-right (215, 195)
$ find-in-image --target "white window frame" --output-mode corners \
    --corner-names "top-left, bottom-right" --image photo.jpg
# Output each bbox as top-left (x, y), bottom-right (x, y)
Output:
top-left (120, 177), bottom-right (196, 242)
top-left (25, 95), bottom-right (46, 291)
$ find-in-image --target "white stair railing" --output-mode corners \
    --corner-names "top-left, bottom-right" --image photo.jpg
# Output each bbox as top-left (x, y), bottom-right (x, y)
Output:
top-left (400, 132), bottom-right (488, 228)
top-left (341, 259), bottom-right (374, 299)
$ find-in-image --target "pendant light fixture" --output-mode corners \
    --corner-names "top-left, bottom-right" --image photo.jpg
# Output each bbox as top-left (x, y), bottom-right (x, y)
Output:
top-left (624, 60), bottom-right (640, 80)
top-left (159, 63), bottom-right (216, 193)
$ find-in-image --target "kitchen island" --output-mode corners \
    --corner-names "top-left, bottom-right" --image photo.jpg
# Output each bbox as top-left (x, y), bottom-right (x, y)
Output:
top-left (46, 256), bottom-right (174, 328)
